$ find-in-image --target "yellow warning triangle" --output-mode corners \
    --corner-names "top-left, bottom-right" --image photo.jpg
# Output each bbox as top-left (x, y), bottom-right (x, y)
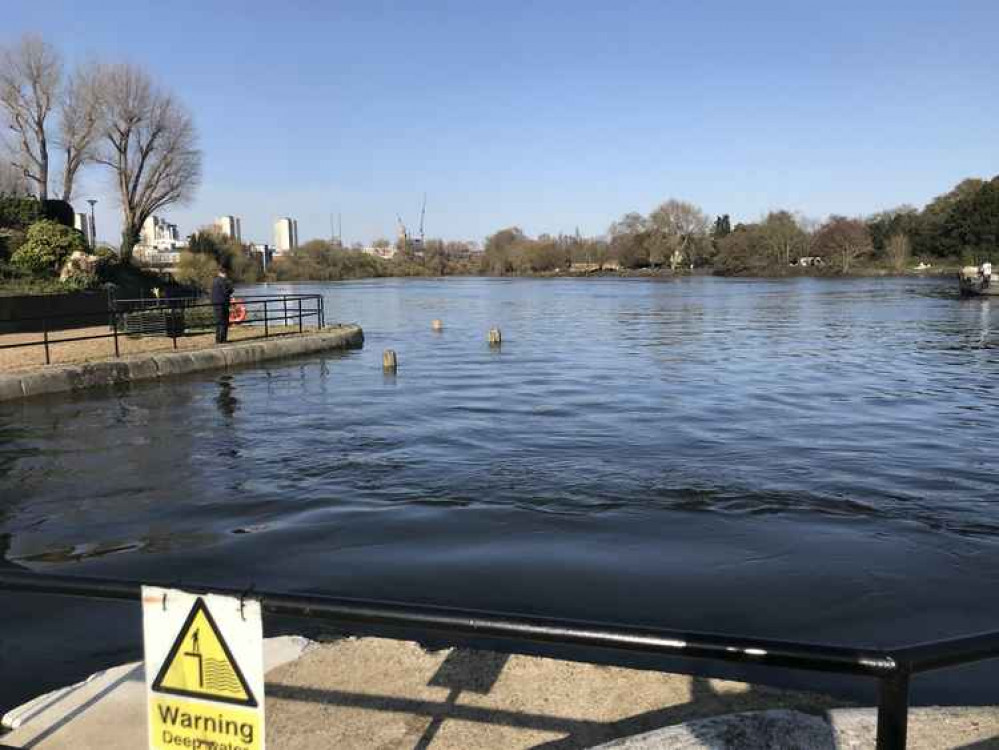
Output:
top-left (151, 597), bottom-right (257, 707)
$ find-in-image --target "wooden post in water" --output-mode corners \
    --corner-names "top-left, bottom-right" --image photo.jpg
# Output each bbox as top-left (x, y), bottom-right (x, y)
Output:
top-left (383, 349), bottom-right (398, 371)
top-left (488, 328), bottom-right (502, 346)
top-left (432, 319), bottom-right (444, 331)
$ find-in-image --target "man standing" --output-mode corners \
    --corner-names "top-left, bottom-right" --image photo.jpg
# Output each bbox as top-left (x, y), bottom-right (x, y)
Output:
top-left (211, 267), bottom-right (234, 343)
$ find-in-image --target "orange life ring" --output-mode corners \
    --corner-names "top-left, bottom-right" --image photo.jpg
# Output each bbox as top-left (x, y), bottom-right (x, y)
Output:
top-left (228, 298), bottom-right (247, 324)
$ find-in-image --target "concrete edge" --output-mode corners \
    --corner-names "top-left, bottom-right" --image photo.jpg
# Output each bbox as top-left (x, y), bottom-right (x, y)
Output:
top-left (589, 709), bottom-right (835, 749)
top-left (1, 635), bottom-right (316, 731)
top-left (0, 325), bottom-right (363, 403)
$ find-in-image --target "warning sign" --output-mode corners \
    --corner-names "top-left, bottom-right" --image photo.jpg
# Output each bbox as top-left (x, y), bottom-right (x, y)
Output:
top-left (143, 586), bottom-right (265, 750)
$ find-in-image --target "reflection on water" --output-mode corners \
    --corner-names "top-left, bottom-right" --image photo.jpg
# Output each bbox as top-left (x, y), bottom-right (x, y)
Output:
top-left (215, 375), bottom-right (239, 418)
top-left (3, 276), bottom-right (999, 705)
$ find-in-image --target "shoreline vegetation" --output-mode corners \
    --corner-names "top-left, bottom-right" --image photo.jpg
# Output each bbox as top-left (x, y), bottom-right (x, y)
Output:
top-left (199, 176), bottom-right (986, 289)
top-left (173, 172), bottom-right (995, 289)
top-left (1, 169), bottom-right (993, 298)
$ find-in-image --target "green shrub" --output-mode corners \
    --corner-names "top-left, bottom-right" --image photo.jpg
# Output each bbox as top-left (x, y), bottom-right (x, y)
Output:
top-left (11, 220), bottom-right (89, 276)
top-left (93, 246), bottom-right (119, 280)
top-left (0, 195), bottom-right (43, 231)
top-left (174, 250), bottom-right (219, 291)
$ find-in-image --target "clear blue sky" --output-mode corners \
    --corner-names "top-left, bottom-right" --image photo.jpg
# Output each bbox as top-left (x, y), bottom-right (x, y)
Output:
top-left (5, 0), bottom-right (998, 246)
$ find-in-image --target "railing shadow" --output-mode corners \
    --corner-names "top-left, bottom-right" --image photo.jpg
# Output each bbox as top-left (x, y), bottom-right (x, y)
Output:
top-left (266, 647), bottom-right (851, 750)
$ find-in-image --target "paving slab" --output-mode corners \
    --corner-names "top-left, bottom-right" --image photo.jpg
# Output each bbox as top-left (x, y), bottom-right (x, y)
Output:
top-left (4, 636), bottom-right (998, 749)
top-left (0, 636), bottom-right (313, 749)
top-left (262, 637), bottom-right (847, 749)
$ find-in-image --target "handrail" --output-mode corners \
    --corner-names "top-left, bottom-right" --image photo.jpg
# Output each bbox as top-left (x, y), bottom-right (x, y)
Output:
top-left (0, 294), bottom-right (326, 365)
top-left (0, 569), bottom-right (993, 749)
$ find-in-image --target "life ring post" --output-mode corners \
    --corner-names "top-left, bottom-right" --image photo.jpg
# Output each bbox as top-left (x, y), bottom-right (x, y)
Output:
top-left (229, 298), bottom-right (247, 324)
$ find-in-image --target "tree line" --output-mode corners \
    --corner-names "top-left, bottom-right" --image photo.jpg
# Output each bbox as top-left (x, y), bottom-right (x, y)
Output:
top-left (480, 176), bottom-right (999, 276)
top-left (201, 172), bottom-right (998, 288)
top-left (173, 229), bottom-right (483, 290)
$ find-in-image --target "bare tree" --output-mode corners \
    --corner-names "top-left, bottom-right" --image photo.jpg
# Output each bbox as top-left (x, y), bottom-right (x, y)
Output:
top-left (0, 157), bottom-right (29, 195)
top-left (759, 211), bottom-right (809, 268)
top-left (57, 62), bottom-right (102, 201)
top-left (886, 232), bottom-right (911, 272)
top-left (608, 211), bottom-right (648, 239)
top-left (94, 63), bottom-right (201, 261)
top-left (648, 199), bottom-right (711, 268)
top-left (0, 34), bottom-right (61, 201)
top-left (813, 216), bottom-right (873, 273)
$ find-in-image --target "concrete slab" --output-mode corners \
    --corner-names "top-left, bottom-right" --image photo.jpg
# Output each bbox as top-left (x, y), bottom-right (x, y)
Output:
top-left (591, 706), bottom-right (999, 749)
top-left (591, 709), bottom-right (835, 749)
top-left (5, 636), bottom-right (994, 749)
top-left (828, 706), bottom-right (999, 750)
top-left (262, 637), bottom-right (847, 750)
top-left (65, 361), bottom-right (131, 389)
top-left (0, 636), bottom-right (313, 749)
top-left (0, 376), bottom-right (23, 400)
top-left (1, 325), bottom-right (364, 401)
top-left (18, 370), bottom-right (71, 398)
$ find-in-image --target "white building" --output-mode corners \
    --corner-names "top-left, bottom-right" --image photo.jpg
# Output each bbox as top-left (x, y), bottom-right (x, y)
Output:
top-left (215, 215), bottom-right (242, 243)
top-left (362, 245), bottom-right (397, 260)
top-left (274, 218), bottom-right (299, 253)
top-left (250, 243), bottom-right (275, 271)
top-left (140, 216), bottom-right (183, 251)
top-left (133, 215), bottom-right (183, 270)
top-left (74, 213), bottom-right (94, 247)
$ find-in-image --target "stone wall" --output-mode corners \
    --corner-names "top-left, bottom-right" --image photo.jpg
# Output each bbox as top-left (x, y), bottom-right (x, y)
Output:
top-left (0, 325), bottom-right (363, 401)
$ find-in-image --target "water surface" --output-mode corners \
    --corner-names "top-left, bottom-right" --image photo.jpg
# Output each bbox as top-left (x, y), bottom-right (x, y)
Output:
top-left (2, 276), bottom-right (999, 708)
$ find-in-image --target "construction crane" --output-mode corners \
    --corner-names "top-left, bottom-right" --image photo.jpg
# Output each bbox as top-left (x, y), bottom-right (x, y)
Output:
top-left (418, 193), bottom-right (427, 245)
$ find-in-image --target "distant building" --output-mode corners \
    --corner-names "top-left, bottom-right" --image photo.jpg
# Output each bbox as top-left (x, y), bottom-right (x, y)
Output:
top-left (134, 215), bottom-right (183, 271)
top-left (73, 213), bottom-right (94, 247)
top-left (140, 216), bottom-right (183, 251)
top-left (250, 243), bottom-right (275, 271)
top-left (215, 215), bottom-right (242, 243)
top-left (362, 245), bottom-right (397, 260)
top-left (134, 249), bottom-right (182, 272)
top-left (274, 218), bottom-right (299, 253)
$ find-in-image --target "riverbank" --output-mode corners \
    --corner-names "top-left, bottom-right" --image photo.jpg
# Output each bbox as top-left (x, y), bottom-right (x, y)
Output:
top-left (0, 324), bottom-right (318, 372)
top-left (0, 324), bottom-right (363, 401)
top-left (3, 636), bottom-right (996, 749)
top-left (542, 265), bottom-right (958, 280)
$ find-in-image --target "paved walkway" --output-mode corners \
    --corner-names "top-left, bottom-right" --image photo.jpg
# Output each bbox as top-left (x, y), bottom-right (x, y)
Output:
top-left (0, 324), bottom-right (312, 373)
top-left (3, 637), bottom-right (998, 749)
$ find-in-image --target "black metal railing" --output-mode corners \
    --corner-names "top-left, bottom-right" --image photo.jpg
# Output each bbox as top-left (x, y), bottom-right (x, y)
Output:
top-left (0, 294), bottom-right (325, 366)
top-left (0, 570), bottom-right (994, 749)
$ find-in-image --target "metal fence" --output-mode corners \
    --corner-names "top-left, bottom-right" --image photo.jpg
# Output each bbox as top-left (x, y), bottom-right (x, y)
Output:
top-left (0, 294), bottom-right (325, 366)
top-left (0, 569), bottom-right (995, 749)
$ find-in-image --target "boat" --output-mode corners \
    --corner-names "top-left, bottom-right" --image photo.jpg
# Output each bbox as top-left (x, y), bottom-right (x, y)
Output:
top-left (959, 267), bottom-right (999, 296)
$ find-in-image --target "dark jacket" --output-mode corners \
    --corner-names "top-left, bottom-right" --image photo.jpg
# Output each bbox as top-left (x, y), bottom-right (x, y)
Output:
top-left (210, 275), bottom-right (234, 305)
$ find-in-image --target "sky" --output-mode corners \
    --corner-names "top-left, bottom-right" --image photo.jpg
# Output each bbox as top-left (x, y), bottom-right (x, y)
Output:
top-left (4, 0), bottom-right (998, 247)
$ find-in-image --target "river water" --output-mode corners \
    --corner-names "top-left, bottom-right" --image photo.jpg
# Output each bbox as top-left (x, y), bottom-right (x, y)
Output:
top-left (2, 276), bottom-right (999, 709)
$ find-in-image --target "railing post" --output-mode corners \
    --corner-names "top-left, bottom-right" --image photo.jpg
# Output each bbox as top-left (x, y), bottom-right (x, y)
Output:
top-left (319, 296), bottom-right (325, 329)
top-left (298, 298), bottom-right (303, 333)
top-left (112, 312), bottom-right (120, 358)
top-left (264, 300), bottom-right (269, 339)
top-left (283, 296), bottom-right (288, 327)
top-left (43, 317), bottom-right (50, 365)
top-left (876, 672), bottom-right (910, 750)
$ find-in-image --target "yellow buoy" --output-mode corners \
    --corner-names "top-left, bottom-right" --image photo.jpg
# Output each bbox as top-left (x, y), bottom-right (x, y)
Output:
top-left (488, 328), bottom-right (502, 346)
top-left (382, 349), bottom-right (398, 370)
